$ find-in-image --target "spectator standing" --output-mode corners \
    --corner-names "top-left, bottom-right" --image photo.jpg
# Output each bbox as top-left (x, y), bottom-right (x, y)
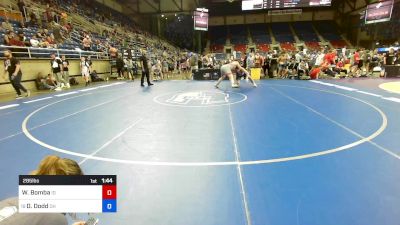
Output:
top-left (29, 12), bottom-right (38, 27)
top-left (61, 55), bottom-right (70, 88)
top-left (52, 24), bottom-right (65, 44)
top-left (351, 49), bottom-right (361, 76)
top-left (86, 56), bottom-right (93, 73)
top-left (3, 50), bottom-right (30, 99)
top-left (50, 53), bottom-right (66, 88)
top-left (190, 54), bottom-right (198, 80)
top-left (80, 56), bottom-right (91, 86)
top-left (162, 58), bottom-right (169, 79)
top-left (45, 5), bottom-right (53, 23)
top-left (140, 50), bottom-right (153, 87)
top-left (124, 57), bottom-right (135, 81)
top-left (116, 56), bottom-right (124, 79)
top-left (384, 48), bottom-right (395, 65)
top-left (17, 0), bottom-right (26, 18)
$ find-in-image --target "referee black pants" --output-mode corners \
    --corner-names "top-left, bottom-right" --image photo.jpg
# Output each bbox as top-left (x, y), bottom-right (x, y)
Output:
top-left (141, 70), bottom-right (151, 85)
top-left (9, 74), bottom-right (27, 95)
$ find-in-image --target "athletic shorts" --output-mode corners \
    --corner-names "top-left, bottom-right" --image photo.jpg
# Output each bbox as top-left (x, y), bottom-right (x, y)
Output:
top-left (236, 71), bottom-right (247, 80)
top-left (220, 64), bottom-right (232, 76)
top-left (82, 70), bottom-right (90, 77)
top-left (279, 64), bottom-right (287, 69)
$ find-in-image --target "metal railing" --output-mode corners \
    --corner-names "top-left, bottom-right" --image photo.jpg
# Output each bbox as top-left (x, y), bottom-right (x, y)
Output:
top-left (0, 45), bottom-right (109, 60)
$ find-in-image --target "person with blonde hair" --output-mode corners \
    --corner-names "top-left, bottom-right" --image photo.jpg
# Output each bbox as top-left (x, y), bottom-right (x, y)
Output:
top-left (0, 155), bottom-right (86, 225)
top-left (30, 155), bottom-right (84, 176)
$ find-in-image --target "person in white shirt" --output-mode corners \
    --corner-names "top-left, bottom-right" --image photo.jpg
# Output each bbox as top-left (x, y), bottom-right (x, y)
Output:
top-left (297, 60), bottom-right (309, 79)
top-left (80, 56), bottom-right (90, 86)
top-left (342, 47), bottom-right (347, 58)
top-left (124, 57), bottom-right (135, 81)
top-left (30, 35), bottom-right (40, 47)
top-left (315, 51), bottom-right (326, 66)
top-left (295, 52), bottom-right (303, 63)
top-left (50, 53), bottom-right (65, 88)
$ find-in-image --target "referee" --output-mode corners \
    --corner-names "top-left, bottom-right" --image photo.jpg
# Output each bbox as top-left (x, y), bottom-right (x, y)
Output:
top-left (3, 50), bottom-right (30, 99)
top-left (140, 50), bottom-right (153, 87)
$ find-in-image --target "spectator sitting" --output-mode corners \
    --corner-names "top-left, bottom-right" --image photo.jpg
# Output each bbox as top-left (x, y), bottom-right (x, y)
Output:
top-left (297, 60), bottom-right (309, 79)
top-left (90, 70), bottom-right (104, 82)
top-left (1, 18), bottom-right (14, 32)
top-left (63, 23), bottom-right (73, 34)
top-left (30, 35), bottom-right (40, 47)
top-left (36, 29), bottom-right (45, 39)
top-left (0, 155), bottom-right (86, 225)
top-left (82, 35), bottom-right (92, 51)
top-left (9, 33), bottom-right (25, 47)
top-left (334, 59), bottom-right (348, 75)
top-left (17, 32), bottom-right (30, 46)
top-left (36, 73), bottom-right (56, 90)
top-left (3, 31), bottom-right (13, 45)
top-left (45, 35), bottom-right (56, 48)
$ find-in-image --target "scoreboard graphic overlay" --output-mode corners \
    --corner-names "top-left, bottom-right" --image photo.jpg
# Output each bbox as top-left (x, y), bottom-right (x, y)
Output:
top-left (242, 0), bottom-right (331, 10)
top-left (19, 175), bottom-right (117, 213)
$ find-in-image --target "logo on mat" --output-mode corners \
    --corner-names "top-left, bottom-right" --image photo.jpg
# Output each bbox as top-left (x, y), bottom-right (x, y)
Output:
top-left (154, 91), bottom-right (247, 107)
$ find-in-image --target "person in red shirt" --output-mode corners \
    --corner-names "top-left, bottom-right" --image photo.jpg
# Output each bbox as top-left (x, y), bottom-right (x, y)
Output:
top-left (8, 35), bottom-right (24, 47)
top-left (310, 67), bottom-right (322, 79)
top-left (334, 58), bottom-right (348, 75)
top-left (351, 50), bottom-right (361, 76)
top-left (324, 49), bottom-right (337, 65)
top-left (353, 51), bottom-right (360, 64)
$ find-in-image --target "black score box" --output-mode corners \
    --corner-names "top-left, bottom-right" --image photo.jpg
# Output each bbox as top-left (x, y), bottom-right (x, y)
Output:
top-left (18, 175), bottom-right (117, 213)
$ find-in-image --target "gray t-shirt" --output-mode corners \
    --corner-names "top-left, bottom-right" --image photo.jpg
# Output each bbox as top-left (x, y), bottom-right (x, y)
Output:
top-left (0, 197), bottom-right (67, 225)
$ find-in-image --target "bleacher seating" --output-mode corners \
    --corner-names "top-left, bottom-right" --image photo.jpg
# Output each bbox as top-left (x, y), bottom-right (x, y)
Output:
top-left (270, 22), bottom-right (295, 43)
top-left (248, 23), bottom-right (272, 44)
top-left (257, 43), bottom-right (270, 52)
top-left (292, 22), bottom-right (319, 42)
top-left (210, 44), bottom-right (224, 53)
top-left (0, 0), bottom-right (179, 60)
top-left (314, 21), bottom-right (342, 41)
top-left (209, 25), bottom-right (227, 46)
top-left (234, 44), bottom-right (247, 52)
top-left (280, 42), bottom-right (296, 51)
top-left (305, 41), bottom-right (320, 50)
top-left (330, 40), bottom-right (347, 48)
top-left (229, 24), bottom-right (248, 45)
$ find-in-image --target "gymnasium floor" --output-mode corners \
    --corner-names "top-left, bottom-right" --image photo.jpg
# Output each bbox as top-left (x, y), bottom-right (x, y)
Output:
top-left (0, 79), bottom-right (400, 225)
